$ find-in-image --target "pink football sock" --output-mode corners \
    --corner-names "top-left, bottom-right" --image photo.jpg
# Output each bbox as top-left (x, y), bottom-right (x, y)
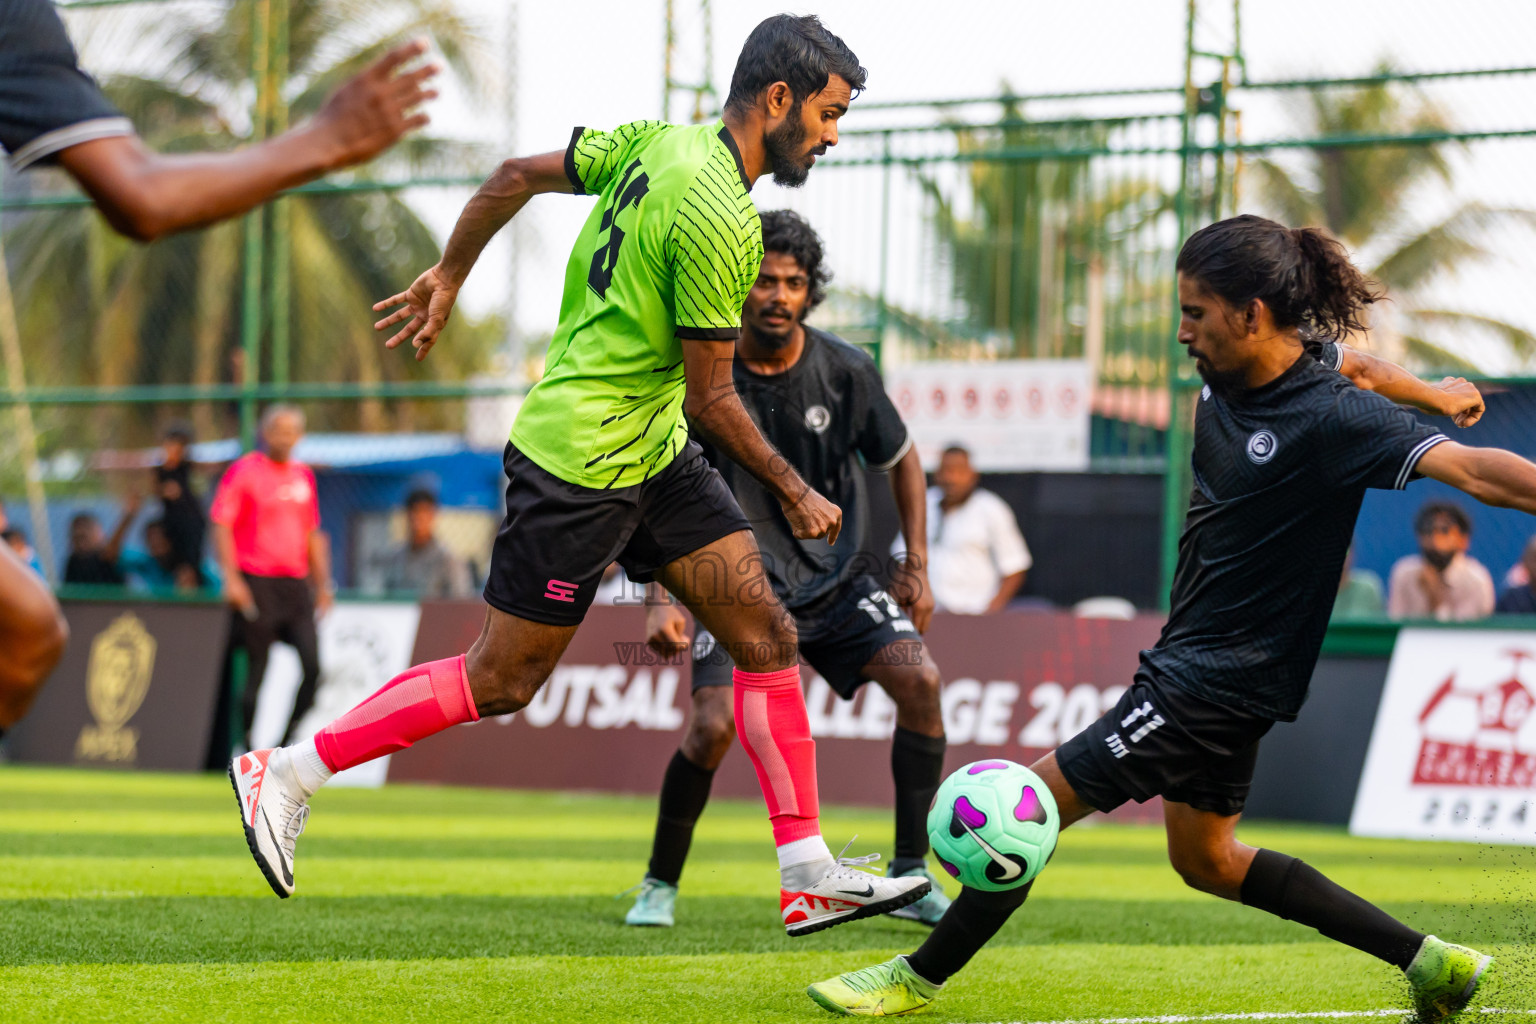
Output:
top-left (313, 655), bottom-right (478, 773)
top-left (733, 665), bottom-right (822, 845)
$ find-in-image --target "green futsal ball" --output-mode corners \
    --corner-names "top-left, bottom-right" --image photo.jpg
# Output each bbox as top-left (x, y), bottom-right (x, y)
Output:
top-left (927, 759), bottom-right (1060, 891)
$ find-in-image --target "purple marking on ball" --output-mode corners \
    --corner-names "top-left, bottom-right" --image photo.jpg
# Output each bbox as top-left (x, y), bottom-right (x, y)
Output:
top-left (1014, 785), bottom-right (1048, 825)
top-left (939, 858), bottom-right (961, 878)
top-left (966, 760), bottom-right (1011, 774)
top-left (955, 795), bottom-right (988, 829)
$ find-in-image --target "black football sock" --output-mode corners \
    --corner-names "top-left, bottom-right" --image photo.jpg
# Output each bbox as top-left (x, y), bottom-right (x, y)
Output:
top-left (1240, 849), bottom-right (1425, 969)
top-left (890, 726), bottom-right (946, 871)
top-left (905, 882), bottom-right (1034, 985)
top-left (645, 750), bottom-right (717, 886)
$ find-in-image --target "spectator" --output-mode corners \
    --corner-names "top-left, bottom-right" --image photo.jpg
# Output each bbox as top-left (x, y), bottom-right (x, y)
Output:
top-left (1387, 500), bottom-right (1495, 621)
top-left (1331, 547), bottom-right (1384, 621)
top-left (211, 405), bottom-right (333, 747)
top-left (381, 489), bottom-right (473, 599)
top-left (154, 422), bottom-right (207, 584)
top-left (2, 526), bottom-right (25, 559)
top-left (894, 445), bottom-right (1031, 614)
top-left (1495, 536), bottom-right (1536, 615)
top-left (2, 526), bottom-right (43, 577)
top-left (121, 519), bottom-right (219, 595)
top-left (62, 494), bottom-right (140, 585)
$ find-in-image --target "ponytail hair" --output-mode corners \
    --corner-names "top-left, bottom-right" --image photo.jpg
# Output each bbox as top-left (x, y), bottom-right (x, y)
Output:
top-left (1175, 214), bottom-right (1384, 339)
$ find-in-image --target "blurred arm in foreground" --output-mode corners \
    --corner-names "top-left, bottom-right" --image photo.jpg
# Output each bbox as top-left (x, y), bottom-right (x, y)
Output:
top-left (2, 0), bottom-right (438, 241)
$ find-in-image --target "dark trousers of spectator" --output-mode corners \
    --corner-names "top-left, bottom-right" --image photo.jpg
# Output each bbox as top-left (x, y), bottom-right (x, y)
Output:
top-left (232, 575), bottom-right (321, 749)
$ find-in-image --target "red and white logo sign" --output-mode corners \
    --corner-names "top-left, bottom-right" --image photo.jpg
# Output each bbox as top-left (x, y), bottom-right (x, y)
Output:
top-left (1352, 629), bottom-right (1536, 845)
top-left (884, 360), bottom-right (1091, 472)
top-left (1413, 652), bottom-right (1536, 789)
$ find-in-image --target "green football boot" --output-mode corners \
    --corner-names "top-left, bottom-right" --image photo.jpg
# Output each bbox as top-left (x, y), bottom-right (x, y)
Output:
top-left (622, 877), bottom-right (677, 927)
top-left (1405, 935), bottom-right (1494, 1023)
top-left (885, 865), bottom-right (952, 926)
top-left (807, 955), bottom-right (940, 1017)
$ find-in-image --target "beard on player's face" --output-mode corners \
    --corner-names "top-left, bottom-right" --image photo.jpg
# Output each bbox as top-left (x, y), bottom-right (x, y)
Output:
top-left (1194, 356), bottom-right (1250, 397)
top-left (765, 101), bottom-right (823, 188)
top-left (752, 311), bottom-right (797, 348)
top-left (1189, 317), bottom-right (1253, 396)
top-left (744, 298), bottom-right (801, 349)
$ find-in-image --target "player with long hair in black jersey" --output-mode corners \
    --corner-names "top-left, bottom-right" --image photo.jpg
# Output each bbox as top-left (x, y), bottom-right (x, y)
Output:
top-left (808, 215), bottom-right (1517, 1022)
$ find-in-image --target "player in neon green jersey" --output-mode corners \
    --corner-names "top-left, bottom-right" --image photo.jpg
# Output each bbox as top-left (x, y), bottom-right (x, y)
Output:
top-left (228, 15), bottom-right (930, 936)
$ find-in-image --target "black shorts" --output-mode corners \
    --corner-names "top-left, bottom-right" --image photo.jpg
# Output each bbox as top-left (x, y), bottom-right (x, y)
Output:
top-left (691, 574), bottom-right (919, 697)
top-left (483, 441), bottom-right (751, 626)
top-left (1056, 670), bottom-right (1275, 818)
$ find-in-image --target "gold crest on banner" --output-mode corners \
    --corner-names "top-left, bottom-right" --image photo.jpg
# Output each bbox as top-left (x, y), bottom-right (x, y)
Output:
top-left (75, 613), bottom-right (157, 764)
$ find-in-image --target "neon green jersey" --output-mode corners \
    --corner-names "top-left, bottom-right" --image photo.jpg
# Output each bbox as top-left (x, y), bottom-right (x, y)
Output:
top-left (510, 119), bottom-right (763, 488)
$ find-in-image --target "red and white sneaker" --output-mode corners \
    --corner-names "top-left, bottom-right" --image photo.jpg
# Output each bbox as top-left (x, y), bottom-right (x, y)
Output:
top-left (781, 844), bottom-right (930, 937)
top-left (228, 748), bottom-right (309, 898)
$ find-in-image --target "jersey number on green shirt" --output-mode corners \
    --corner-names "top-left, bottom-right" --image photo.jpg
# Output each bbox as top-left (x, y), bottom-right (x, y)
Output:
top-left (588, 160), bottom-right (651, 299)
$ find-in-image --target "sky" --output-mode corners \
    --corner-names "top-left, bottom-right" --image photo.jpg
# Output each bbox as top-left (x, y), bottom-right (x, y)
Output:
top-left (59, 0), bottom-right (1536, 373)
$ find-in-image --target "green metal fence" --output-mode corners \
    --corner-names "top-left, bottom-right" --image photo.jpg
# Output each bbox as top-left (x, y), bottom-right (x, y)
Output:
top-left (4, 0), bottom-right (1536, 607)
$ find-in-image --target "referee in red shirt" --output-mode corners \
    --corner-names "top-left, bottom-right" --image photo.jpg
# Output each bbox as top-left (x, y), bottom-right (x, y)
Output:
top-left (211, 405), bottom-right (334, 748)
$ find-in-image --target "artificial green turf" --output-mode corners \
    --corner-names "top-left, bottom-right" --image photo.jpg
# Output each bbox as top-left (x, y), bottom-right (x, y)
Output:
top-left (1, 765), bottom-right (1531, 1023)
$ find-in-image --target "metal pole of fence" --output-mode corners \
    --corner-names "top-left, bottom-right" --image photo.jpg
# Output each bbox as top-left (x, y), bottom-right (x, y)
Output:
top-left (0, 230), bottom-right (57, 585)
top-left (240, 0), bottom-right (273, 450)
top-left (1212, 60), bottom-right (1231, 220)
top-left (1159, 0), bottom-right (1200, 607)
top-left (662, 0), bottom-right (675, 121)
top-left (269, 0), bottom-right (292, 391)
top-left (874, 130), bottom-right (891, 370)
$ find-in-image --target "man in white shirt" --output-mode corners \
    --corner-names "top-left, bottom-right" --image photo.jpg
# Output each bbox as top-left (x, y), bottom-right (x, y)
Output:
top-left (894, 445), bottom-right (1031, 614)
top-left (1386, 500), bottom-right (1495, 621)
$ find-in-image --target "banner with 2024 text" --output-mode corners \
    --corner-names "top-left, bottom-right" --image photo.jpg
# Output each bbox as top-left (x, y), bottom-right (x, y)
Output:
top-left (1351, 628), bottom-right (1536, 846)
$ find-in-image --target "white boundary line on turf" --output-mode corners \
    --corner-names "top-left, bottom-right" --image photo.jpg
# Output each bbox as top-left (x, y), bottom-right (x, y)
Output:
top-left (952, 1009), bottom-right (1536, 1024)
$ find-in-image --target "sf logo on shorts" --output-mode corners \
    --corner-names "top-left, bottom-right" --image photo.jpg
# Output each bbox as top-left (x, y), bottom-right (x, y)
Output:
top-left (1105, 701), bottom-right (1166, 760)
top-left (544, 579), bottom-right (579, 603)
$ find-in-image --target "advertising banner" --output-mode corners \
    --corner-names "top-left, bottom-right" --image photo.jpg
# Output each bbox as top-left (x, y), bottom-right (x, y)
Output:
top-left (253, 600), bottom-right (424, 787)
top-left (886, 359), bottom-right (1092, 472)
top-left (1351, 628), bottom-right (1536, 845)
top-left (390, 604), bottom-right (1165, 820)
top-left (5, 601), bottom-right (229, 771)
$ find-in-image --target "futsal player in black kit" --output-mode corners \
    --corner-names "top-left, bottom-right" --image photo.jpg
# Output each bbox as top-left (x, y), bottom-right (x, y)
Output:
top-left (810, 215), bottom-right (1517, 1021)
top-left (623, 211), bottom-right (952, 928)
top-left (0, 0), bottom-right (436, 743)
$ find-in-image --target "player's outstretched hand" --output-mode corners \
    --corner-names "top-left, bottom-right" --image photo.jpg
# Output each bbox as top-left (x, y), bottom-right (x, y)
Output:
top-left (645, 601), bottom-right (689, 656)
top-left (782, 488), bottom-right (842, 545)
top-left (310, 39), bottom-right (440, 170)
top-left (1435, 376), bottom-right (1485, 428)
top-left (374, 265), bottom-right (459, 361)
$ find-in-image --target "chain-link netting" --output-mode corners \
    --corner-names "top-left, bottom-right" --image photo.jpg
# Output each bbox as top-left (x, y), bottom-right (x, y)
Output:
top-left (4, 0), bottom-right (1536, 608)
top-left (2, 0), bottom-right (518, 591)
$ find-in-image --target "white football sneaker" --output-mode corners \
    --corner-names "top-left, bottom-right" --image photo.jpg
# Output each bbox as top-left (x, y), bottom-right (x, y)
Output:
top-left (781, 842), bottom-right (930, 937)
top-left (229, 748), bottom-right (310, 898)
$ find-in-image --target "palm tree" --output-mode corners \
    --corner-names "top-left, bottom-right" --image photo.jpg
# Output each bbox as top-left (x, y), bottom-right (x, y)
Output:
top-left (5, 0), bottom-right (502, 455)
top-left (1241, 72), bottom-right (1536, 372)
top-left (915, 100), bottom-right (1178, 389)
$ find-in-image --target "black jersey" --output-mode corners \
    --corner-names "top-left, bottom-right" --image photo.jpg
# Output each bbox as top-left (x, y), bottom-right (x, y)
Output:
top-left (1146, 345), bottom-right (1447, 721)
top-left (695, 326), bottom-right (911, 610)
top-left (1, 0), bottom-right (132, 170)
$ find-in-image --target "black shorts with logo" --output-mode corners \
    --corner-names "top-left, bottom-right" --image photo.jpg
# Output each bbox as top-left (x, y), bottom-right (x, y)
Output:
top-left (691, 573), bottom-right (920, 698)
top-left (483, 441), bottom-right (751, 627)
top-left (1056, 670), bottom-right (1275, 818)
